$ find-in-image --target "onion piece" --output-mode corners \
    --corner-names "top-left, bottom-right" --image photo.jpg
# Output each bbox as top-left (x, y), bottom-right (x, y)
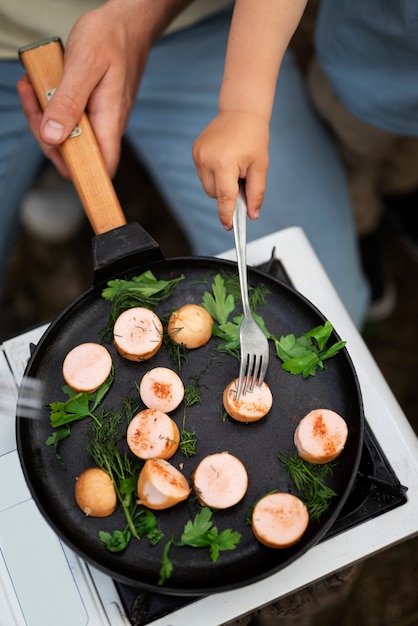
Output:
top-left (75, 467), bottom-right (117, 517)
top-left (167, 304), bottom-right (213, 349)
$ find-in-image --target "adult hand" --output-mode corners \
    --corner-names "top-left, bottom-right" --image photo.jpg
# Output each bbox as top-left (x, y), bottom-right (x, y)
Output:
top-left (192, 110), bottom-right (269, 229)
top-left (17, 0), bottom-right (191, 179)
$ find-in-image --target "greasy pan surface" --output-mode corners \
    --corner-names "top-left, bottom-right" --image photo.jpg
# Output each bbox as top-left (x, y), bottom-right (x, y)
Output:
top-left (16, 256), bottom-right (364, 595)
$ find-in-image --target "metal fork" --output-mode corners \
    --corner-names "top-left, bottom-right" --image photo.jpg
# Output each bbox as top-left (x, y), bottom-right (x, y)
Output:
top-left (233, 180), bottom-right (269, 400)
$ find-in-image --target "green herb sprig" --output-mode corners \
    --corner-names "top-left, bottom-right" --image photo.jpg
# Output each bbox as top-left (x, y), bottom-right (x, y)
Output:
top-left (47, 370), bottom-right (114, 428)
top-left (163, 326), bottom-right (189, 370)
top-left (279, 453), bottom-right (337, 520)
top-left (100, 270), bottom-right (184, 342)
top-left (270, 321), bottom-right (346, 378)
top-left (45, 371), bottom-right (114, 459)
top-left (179, 378), bottom-right (201, 457)
top-left (201, 273), bottom-right (269, 358)
top-left (88, 399), bottom-right (163, 551)
top-left (159, 507), bottom-right (241, 585)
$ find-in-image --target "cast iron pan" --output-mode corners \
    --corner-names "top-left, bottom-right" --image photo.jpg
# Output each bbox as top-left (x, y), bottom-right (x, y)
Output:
top-left (16, 39), bottom-right (364, 595)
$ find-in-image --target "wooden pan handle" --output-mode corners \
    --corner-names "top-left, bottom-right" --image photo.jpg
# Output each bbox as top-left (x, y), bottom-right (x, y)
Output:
top-left (19, 37), bottom-right (127, 235)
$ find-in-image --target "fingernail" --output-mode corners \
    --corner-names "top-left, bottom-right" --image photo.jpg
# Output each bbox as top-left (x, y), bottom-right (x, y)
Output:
top-left (254, 209), bottom-right (260, 220)
top-left (43, 119), bottom-right (66, 142)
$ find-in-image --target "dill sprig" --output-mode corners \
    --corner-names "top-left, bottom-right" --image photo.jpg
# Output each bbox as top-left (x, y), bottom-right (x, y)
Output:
top-left (179, 378), bottom-right (201, 457)
top-left (87, 398), bottom-right (146, 543)
top-left (223, 273), bottom-right (270, 311)
top-left (279, 453), bottom-right (337, 521)
top-left (163, 329), bottom-right (189, 371)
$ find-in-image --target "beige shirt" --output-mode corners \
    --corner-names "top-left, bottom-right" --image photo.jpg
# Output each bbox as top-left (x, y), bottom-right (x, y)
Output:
top-left (0, 0), bottom-right (231, 59)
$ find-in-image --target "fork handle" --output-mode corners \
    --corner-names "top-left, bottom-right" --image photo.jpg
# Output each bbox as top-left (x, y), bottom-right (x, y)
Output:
top-left (233, 180), bottom-right (251, 316)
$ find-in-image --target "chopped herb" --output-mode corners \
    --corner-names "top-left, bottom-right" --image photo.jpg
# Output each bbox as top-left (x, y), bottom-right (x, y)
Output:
top-left (270, 321), bottom-right (346, 378)
top-left (163, 328), bottom-right (189, 370)
top-left (44, 424), bottom-right (71, 461)
top-left (47, 371), bottom-right (114, 428)
top-left (201, 274), bottom-right (269, 358)
top-left (99, 528), bottom-right (131, 552)
top-left (158, 507), bottom-right (241, 585)
top-left (179, 378), bottom-right (201, 457)
top-left (201, 273), bottom-right (235, 325)
top-left (87, 399), bottom-right (163, 551)
top-left (279, 453), bottom-right (337, 520)
top-left (221, 273), bottom-right (269, 311)
top-left (99, 509), bottom-right (162, 553)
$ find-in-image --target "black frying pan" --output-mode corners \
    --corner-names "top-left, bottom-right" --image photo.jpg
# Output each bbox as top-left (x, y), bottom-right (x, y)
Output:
top-left (16, 39), bottom-right (364, 596)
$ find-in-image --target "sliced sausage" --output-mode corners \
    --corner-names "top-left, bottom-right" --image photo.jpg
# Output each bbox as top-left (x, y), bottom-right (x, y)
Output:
top-left (137, 458), bottom-right (191, 510)
top-left (252, 492), bottom-right (309, 548)
top-left (139, 366), bottom-right (184, 413)
top-left (167, 304), bottom-right (213, 349)
top-left (223, 378), bottom-right (273, 422)
top-left (192, 452), bottom-right (248, 509)
top-left (62, 342), bottom-right (112, 393)
top-left (113, 307), bottom-right (163, 361)
top-left (294, 408), bottom-right (348, 464)
top-left (126, 408), bottom-right (180, 460)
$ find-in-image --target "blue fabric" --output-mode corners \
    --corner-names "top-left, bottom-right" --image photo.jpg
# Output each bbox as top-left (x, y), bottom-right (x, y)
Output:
top-left (315, 0), bottom-right (418, 135)
top-left (0, 6), bottom-right (368, 326)
top-left (0, 61), bottom-right (44, 289)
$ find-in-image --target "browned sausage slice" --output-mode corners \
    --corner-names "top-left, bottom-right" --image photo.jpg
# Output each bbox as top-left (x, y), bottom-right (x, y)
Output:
top-left (137, 458), bottom-right (191, 510)
top-left (192, 452), bottom-right (248, 509)
top-left (126, 408), bottom-right (180, 460)
top-left (223, 378), bottom-right (273, 422)
top-left (113, 307), bottom-right (163, 361)
top-left (294, 408), bottom-right (348, 464)
top-left (252, 492), bottom-right (309, 548)
top-left (139, 367), bottom-right (184, 413)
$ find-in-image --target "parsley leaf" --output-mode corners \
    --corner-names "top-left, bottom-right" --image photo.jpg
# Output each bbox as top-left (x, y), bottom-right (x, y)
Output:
top-left (158, 507), bottom-right (241, 585)
top-left (44, 424), bottom-right (71, 461)
top-left (47, 370), bottom-right (114, 428)
top-left (159, 539), bottom-right (175, 585)
top-left (270, 321), bottom-right (346, 378)
top-left (201, 274), bottom-right (235, 325)
top-left (99, 529), bottom-right (131, 552)
top-left (102, 270), bottom-right (184, 302)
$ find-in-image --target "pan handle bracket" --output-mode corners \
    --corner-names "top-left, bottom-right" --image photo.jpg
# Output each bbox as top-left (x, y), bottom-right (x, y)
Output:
top-left (92, 221), bottom-right (163, 285)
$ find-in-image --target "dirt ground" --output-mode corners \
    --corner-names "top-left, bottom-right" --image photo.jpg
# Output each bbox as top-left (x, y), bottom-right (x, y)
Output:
top-left (1, 4), bottom-right (417, 626)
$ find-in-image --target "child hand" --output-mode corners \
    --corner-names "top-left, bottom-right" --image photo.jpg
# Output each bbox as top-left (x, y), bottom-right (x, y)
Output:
top-left (192, 110), bottom-right (269, 230)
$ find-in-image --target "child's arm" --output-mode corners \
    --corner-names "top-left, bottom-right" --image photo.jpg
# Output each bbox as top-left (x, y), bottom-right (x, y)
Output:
top-left (192, 0), bottom-right (308, 230)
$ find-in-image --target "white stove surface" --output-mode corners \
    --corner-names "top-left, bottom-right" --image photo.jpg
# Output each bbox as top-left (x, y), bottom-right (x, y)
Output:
top-left (1, 227), bottom-right (417, 626)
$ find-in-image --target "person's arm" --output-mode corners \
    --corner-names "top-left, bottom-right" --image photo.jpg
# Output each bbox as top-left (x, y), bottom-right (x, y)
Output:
top-left (192, 0), bottom-right (308, 229)
top-left (17, 0), bottom-right (193, 179)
